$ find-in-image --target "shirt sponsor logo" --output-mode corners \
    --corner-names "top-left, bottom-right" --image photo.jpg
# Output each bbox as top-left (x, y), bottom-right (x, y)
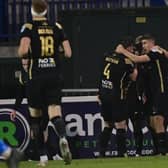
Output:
top-left (101, 79), bottom-right (113, 89)
top-left (38, 58), bottom-right (56, 68)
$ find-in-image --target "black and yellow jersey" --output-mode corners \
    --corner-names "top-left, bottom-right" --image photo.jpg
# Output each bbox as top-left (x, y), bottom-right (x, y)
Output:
top-left (20, 18), bottom-right (68, 79)
top-left (146, 50), bottom-right (168, 95)
top-left (99, 52), bottom-right (135, 101)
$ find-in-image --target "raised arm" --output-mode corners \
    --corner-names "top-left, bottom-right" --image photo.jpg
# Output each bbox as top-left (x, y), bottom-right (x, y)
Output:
top-left (129, 68), bottom-right (138, 81)
top-left (116, 44), bottom-right (150, 63)
top-left (153, 46), bottom-right (168, 58)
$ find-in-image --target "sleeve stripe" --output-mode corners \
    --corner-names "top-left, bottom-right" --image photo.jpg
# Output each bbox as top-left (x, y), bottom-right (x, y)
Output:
top-left (55, 22), bottom-right (63, 29)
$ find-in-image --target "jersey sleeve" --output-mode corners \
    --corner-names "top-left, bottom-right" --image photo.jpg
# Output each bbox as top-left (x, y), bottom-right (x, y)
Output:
top-left (20, 23), bottom-right (33, 39)
top-left (124, 58), bottom-right (135, 74)
top-left (55, 22), bottom-right (68, 42)
top-left (147, 51), bottom-right (160, 61)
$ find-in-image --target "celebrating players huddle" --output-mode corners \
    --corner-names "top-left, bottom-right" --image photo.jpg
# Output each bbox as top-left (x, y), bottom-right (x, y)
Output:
top-left (99, 34), bottom-right (168, 157)
top-left (2, 1), bottom-right (168, 168)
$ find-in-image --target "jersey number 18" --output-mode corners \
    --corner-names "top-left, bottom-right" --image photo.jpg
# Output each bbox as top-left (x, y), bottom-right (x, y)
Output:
top-left (40, 36), bottom-right (54, 56)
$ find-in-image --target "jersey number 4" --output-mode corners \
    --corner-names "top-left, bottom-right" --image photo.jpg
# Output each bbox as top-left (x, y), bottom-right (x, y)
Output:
top-left (103, 63), bottom-right (110, 79)
top-left (40, 36), bottom-right (54, 56)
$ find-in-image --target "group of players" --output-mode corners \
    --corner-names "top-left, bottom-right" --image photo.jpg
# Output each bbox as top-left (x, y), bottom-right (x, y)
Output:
top-left (1, 0), bottom-right (72, 168)
top-left (99, 34), bottom-right (168, 157)
top-left (1, 0), bottom-right (168, 168)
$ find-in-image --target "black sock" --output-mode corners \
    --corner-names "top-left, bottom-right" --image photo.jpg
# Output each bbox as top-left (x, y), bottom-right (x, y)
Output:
top-left (132, 116), bottom-right (143, 155)
top-left (30, 117), bottom-right (45, 156)
top-left (135, 132), bottom-right (143, 155)
top-left (99, 127), bottom-right (112, 156)
top-left (51, 116), bottom-right (66, 138)
top-left (150, 128), bottom-right (158, 154)
top-left (47, 126), bottom-right (60, 156)
top-left (116, 129), bottom-right (127, 156)
top-left (156, 132), bottom-right (166, 155)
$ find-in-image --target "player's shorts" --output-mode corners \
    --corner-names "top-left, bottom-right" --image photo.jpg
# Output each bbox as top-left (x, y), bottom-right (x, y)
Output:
top-left (100, 98), bottom-right (128, 122)
top-left (27, 73), bottom-right (63, 109)
top-left (145, 92), bottom-right (168, 117)
top-left (126, 82), bottom-right (144, 117)
top-left (157, 92), bottom-right (168, 116)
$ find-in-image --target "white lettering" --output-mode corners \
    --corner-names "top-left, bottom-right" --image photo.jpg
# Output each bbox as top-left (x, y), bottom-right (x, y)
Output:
top-left (102, 80), bottom-right (113, 89)
top-left (141, 149), bottom-right (154, 155)
top-left (65, 114), bottom-right (86, 137)
top-left (85, 113), bottom-right (104, 136)
top-left (39, 58), bottom-right (49, 64)
top-left (65, 113), bottom-right (104, 137)
top-left (38, 58), bottom-right (56, 68)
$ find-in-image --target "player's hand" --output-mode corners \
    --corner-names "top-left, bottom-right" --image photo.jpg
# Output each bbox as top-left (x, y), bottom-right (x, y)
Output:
top-left (10, 110), bottom-right (16, 121)
top-left (142, 95), bottom-right (147, 104)
top-left (152, 45), bottom-right (164, 54)
top-left (153, 45), bottom-right (161, 50)
top-left (115, 44), bottom-right (125, 54)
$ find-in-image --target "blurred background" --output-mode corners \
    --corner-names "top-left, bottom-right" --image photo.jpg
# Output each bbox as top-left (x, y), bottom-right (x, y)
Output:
top-left (0, 0), bottom-right (168, 98)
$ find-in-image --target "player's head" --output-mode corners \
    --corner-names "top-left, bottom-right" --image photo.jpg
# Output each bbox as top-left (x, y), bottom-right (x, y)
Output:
top-left (31, 0), bottom-right (48, 17)
top-left (141, 34), bottom-right (155, 53)
top-left (134, 35), bottom-right (143, 54)
top-left (120, 36), bottom-right (134, 53)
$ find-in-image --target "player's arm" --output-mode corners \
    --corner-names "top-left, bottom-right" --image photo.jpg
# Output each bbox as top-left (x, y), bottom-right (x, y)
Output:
top-left (161, 48), bottom-right (168, 58)
top-left (62, 40), bottom-right (72, 58)
top-left (116, 44), bottom-right (150, 63)
top-left (153, 45), bottom-right (168, 58)
top-left (56, 22), bottom-right (72, 58)
top-left (18, 23), bottom-right (32, 58)
top-left (129, 68), bottom-right (138, 81)
top-left (18, 37), bottom-right (31, 58)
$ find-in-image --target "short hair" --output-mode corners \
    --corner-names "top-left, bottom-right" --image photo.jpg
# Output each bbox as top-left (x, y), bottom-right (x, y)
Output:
top-left (135, 35), bottom-right (143, 45)
top-left (32, 0), bottom-right (48, 14)
top-left (141, 34), bottom-right (155, 42)
top-left (120, 36), bottom-right (134, 48)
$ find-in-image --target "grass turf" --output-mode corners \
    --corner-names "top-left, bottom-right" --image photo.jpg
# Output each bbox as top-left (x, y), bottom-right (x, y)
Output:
top-left (0, 156), bottom-right (168, 168)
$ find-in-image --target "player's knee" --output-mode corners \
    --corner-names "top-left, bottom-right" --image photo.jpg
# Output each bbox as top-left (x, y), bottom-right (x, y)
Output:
top-left (104, 121), bottom-right (113, 128)
top-left (153, 115), bottom-right (164, 125)
top-left (150, 115), bottom-right (165, 132)
top-left (115, 120), bottom-right (127, 129)
top-left (31, 124), bottom-right (40, 139)
top-left (29, 107), bottom-right (42, 117)
top-left (30, 117), bottom-right (42, 139)
top-left (48, 105), bottom-right (62, 119)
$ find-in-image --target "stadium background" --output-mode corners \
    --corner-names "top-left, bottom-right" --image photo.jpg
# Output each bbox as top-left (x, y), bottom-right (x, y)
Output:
top-left (0, 0), bottom-right (168, 160)
top-left (0, 0), bottom-right (168, 96)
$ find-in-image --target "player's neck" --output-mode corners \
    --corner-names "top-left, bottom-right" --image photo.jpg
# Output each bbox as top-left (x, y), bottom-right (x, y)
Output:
top-left (33, 16), bottom-right (47, 21)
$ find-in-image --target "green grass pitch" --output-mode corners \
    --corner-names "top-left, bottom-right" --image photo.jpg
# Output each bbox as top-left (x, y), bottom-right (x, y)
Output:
top-left (1, 156), bottom-right (168, 168)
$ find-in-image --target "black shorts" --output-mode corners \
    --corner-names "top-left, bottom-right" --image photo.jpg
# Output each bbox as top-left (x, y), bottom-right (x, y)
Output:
top-left (100, 99), bottom-right (128, 122)
top-left (27, 74), bottom-right (63, 108)
top-left (157, 93), bottom-right (168, 116)
top-left (126, 82), bottom-right (143, 117)
top-left (145, 92), bottom-right (168, 116)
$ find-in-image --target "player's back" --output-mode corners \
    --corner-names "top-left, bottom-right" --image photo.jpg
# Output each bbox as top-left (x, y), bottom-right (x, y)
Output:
top-left (145, 50), bottom-right (168, 94)
top-left (20, 18), bottom-right (66, 78)
top-left (99, 52), bottom-right (134, 101)
top-left (29, 18), bottom-right (62, 59)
